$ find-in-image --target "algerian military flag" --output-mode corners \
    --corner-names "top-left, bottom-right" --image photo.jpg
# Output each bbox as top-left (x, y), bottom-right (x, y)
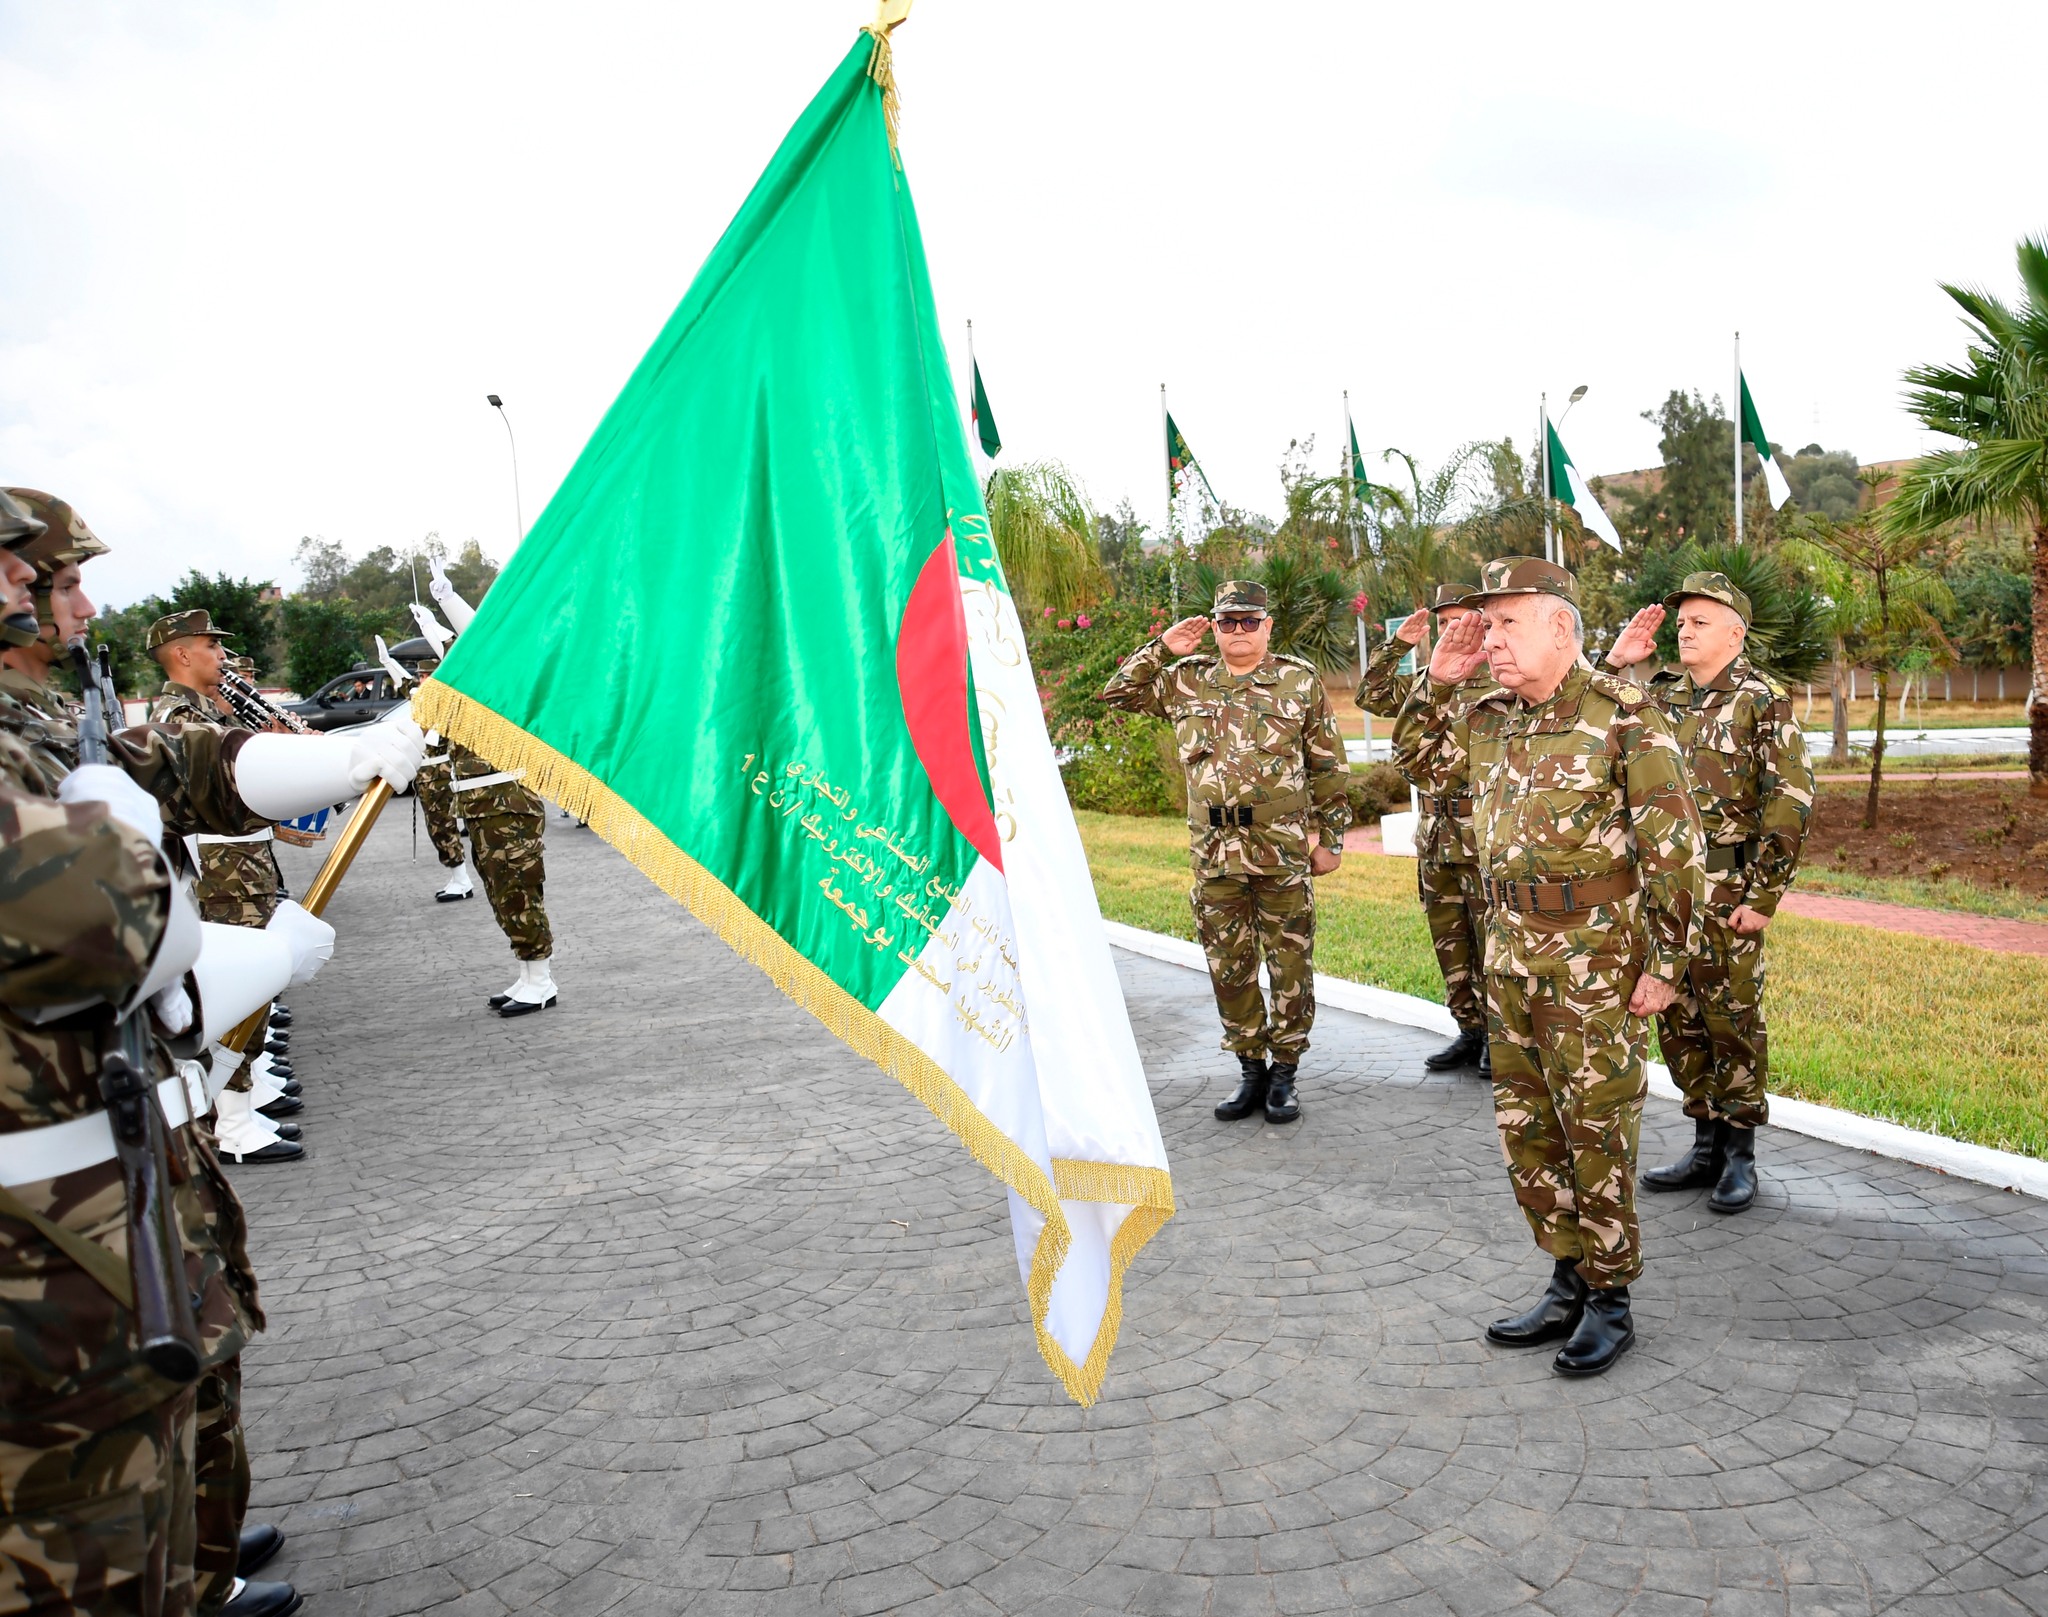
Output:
top-left (1544, 417), bottom-right (1624, 551)
top-left (416, 29), bottom-right (1173, 1405)
top-left (1738, 371), bottom-right (1793, 509)
top-left (1165, 411), bottom-right (1219, 504)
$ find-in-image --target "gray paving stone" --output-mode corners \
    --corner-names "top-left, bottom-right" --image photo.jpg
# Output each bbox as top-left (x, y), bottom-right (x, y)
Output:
top-left (237, 816), bottom-right (2048, 1614)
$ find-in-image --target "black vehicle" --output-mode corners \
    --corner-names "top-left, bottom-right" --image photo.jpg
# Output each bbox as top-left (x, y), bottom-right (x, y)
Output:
top-left (279, 666), bottom-right (403, 731)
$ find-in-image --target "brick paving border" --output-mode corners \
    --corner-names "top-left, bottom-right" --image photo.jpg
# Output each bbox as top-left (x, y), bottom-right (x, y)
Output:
top-left (240, 814), bottom-right (2048, 1616)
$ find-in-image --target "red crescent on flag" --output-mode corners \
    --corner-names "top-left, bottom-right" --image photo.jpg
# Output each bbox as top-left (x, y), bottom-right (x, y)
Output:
top-left (896, 531), bottom-right (1004, 871)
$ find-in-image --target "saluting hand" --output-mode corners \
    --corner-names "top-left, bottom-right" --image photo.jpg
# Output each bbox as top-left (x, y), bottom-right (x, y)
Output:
top-left (1605, 605), bottom-right (1664, 668)
top-left (1393, 608), bottom-right (1431, 647)
top-left (1161, 616), bottom-right (1211, 655)
top-left (1427, 610), bottom-right (1488, 683)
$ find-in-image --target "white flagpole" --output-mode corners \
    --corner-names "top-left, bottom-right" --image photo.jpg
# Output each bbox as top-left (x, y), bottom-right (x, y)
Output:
top-left (1734, 330), bottom-right (1744, 545)
top-left (1540, 393), bottom-right (1552, 565)
top-left (1161, 384), bottom-right (1177, 614)
top-left (967, 319), bottom-right (979, 475)
top-left (1347, 389), bottom-right (1373, 763)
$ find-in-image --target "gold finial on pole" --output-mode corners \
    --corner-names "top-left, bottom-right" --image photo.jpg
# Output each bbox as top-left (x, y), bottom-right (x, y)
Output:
top-left (873, 0), bottom-right (912, 30)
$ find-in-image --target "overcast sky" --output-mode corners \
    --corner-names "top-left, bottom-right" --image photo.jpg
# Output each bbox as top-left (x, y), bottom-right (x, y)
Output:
top-left (4, 1), bottom-right (2043, 607)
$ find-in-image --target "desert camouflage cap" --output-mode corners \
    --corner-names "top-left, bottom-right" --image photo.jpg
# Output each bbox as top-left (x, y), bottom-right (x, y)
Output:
top-left (2, 490), bottom-right (109, 571)
top-left (146, 608), bottom-right (238, 651)
top-left (0, 489), bottom-right (44, 551)
top-left (1432, 583), bottom-right (1476, 611)
top-left (1211, 580), bottom-right (1269, 617)
top-left (1664, 570), bottom-right (1753, 626)
top-left (1471, 555), bottom-right (1579, 606)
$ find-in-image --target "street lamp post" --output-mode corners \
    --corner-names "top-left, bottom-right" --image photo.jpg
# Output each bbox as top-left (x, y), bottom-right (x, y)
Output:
top-left (486, 394), bottom-right (524, 544)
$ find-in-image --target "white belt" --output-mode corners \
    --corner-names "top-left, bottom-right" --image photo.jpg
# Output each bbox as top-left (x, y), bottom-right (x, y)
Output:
top-left (421, 753), bottom-right (449, 767)
top-left (0, 1069), bottom-right (201, 1189)
top-left (452, 770), bottom-right (524, 793)
top-left (194, 828), bottom-right (275, 846)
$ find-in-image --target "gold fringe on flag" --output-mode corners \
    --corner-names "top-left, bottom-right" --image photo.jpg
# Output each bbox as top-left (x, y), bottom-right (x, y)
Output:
top-left (862, 1), bottom-right (911, 161)
top-left (413, 678), bottom-right (1173, 1406)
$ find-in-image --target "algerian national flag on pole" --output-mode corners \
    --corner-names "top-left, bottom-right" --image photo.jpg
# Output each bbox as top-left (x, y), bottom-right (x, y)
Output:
top-left (1349, 418), bottom-right (1370, 497)
top-left (1738, 371), bottom-right (1793, 509)
top-left (1544, 418), bottom-right (1624, 551)
top-left (416, 28), bottom-right (1172, 1405)
top-left (1165, 411), bottom-right (1219, 505)
top-left (971, 357), bottom-right (1001, 460)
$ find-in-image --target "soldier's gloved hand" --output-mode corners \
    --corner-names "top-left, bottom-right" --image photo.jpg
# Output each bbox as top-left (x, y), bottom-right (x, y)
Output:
top-left (234, 719), bottom-right (427, 818)
top-left (1628, 973), bottom-right (1679, 1016)
top-left (428, 556), bottom-right (478, 632)
top-left (58, 764), bottom-right (166, 851)
top-left (409, 601), bottom-right (453, 658)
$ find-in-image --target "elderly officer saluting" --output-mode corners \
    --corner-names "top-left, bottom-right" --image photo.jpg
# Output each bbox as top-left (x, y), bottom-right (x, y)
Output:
top-left (1101, 581), bottom-right (1352, 1124)
top-left (1605, 573), bottom-right (1812, 1213)
top-left (1363, 586), bottom-right (1503, 1078)
top-left (1405, 557), bottom-right (1704, 1376)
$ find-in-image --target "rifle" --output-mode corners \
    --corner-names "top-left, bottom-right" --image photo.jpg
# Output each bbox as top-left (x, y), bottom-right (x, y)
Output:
top-left (71, 643), bottom-right (204, 1385)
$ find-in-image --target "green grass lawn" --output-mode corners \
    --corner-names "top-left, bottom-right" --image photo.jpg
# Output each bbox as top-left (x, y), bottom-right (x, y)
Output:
top-left (1077, 810), bottom-right (2048, 1161)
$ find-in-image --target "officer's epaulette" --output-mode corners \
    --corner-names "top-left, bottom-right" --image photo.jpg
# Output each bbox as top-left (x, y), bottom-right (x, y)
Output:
top-left (1163, 653), bottom-right (1217, 674)
top-left (1269, 653), bottom-right (1320, 674)
top-left (1585, 667), bottom-right (1653, 711)
top-left (1646, 666), bottom-right (1686, 686)
top-left (1752, 666), bottom-right (1789, 700)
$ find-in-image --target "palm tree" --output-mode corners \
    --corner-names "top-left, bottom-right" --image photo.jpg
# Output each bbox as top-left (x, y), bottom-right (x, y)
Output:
top-left (984, 460), bottom-right (1104, 615)
top-left (1883, 234), bottom-right (2048, 798)
top-left (1663, 540), bottom-right (1829, 689)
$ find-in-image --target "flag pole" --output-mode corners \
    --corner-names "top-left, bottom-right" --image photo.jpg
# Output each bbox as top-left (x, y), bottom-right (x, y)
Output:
top-left (1347, 389), bottom-right (1374, 765)
top-left (967, 318), bottom-right (979, 478)
top-left (1162, 383), bottom-right (1177, 614)
top-left (1540, 393), bottom-right (1552, 565)
top-left (1733, 330), bottom-right (1744, 545)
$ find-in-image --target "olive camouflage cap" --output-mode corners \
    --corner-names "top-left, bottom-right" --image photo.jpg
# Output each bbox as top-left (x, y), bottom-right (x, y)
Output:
top-left (1664, 569), bottom-right (1752, 626)
top-left (1210, 580), bottom-right (1269, 617)
top-left (146, 608), bottom-right (238, 651)
top-left (1431, 583), bottom-right (1476, 611)
top-left (2, 489), bottom-right (108, 573)
top-left (1470, 555), bottom-right (1579, 606)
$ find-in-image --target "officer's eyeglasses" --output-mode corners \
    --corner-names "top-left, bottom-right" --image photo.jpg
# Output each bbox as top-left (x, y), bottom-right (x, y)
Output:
top-left (1215, 615), bottom-right (1267, 633)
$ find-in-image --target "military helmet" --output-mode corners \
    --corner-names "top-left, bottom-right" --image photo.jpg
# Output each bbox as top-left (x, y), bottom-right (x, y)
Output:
top-left (1663, 570), bottom-right (1752, 627)
top-left (1211, 580), bottom-right (1269, 618)
top-left (1469, 555), bottom-right (1579, 606)
top-left (146, 608), bottom-right (239, 651)
top-left (2, 490), bottom-right (109, 572)
top-left (0, 489), bottom-right (47, 552)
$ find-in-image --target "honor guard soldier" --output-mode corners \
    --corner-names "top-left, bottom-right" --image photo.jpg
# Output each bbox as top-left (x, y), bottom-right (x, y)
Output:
top-left (1405, 557), bottom-right (1704, 1376)
top-left (148, 611), bottom-right (306, 1169)
top-left (1101, 580), bottom-right (1352, 1124)
top-left (1363, 585), bottom-right (1502, 1077)
top-left (0, 491), bottom-right (417, 1617)
top-left (1605, 572), bottom-right (1813, 1213)
top-left (0, 487), bottom-right (108, 724)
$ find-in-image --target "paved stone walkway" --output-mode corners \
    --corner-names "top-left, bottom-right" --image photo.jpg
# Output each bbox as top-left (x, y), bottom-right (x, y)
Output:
top-left (245, 809), bottom-right (2048, 1616)
top-left (1773, 892), bottom-right (2048, 960)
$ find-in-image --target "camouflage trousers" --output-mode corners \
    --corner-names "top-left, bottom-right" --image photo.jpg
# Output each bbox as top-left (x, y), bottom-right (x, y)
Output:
top-left (0, 1387), bottom-right (199, 1615)
top-left (1420, 855), bottom-right (1485, 1033)
top-left (413, 759), bottom-right (465, 870)
top-left (193, 842), bottom-right (281, 932)
top-left (1488, 969), bottom-right (1649, 1289)
top-left (463, 789), bottom-right (552, 961)
top-left (192, 1362), bottom-right (246, 1615)
top-left (1657, 907), bottom-right (1770, 1128)
top-left (1192, 872), bottom-right (1316, 1062)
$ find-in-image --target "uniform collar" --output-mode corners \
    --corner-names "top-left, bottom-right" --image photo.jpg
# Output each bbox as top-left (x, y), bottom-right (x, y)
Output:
top-left (160, 679), bottom-right (211, 706)
top-left (1513, 661), bottom-right (1590, 717)
top-left (1213, 654), bottom-right (1280, 687)
top-left (1695, 653), bottom-right (1748, 693)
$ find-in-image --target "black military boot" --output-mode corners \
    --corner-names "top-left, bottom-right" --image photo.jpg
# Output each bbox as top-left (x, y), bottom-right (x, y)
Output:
top-left (1423, 1026), bottom-right (1486, 1070)
top-left (1213, 1056), bottom-right (1269, 1122)
top-left (1554, 1285), bottom-right (1635, 1376)
top-left (1485, 1257), bottom-right (1587, 1346)
top-left (1264, 1063), bottom-right (1301, 1124)
top-left (1477, 1039), bottom-right (1492, 1080)
top-left (1641, 1116), bottom-right (1723, 1192)
top-left (1709, 1125), bottom-right (1758, 1214)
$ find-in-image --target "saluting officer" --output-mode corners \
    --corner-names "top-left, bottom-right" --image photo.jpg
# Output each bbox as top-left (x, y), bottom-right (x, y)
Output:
top-left (1100, 581), bottom-right (1352, 1125)
top-left (1363, 584), bottom-right (1502, 1077)
top-left (1405, 557), bottom-right (1704, 1377)
top-left (1605, 572), bottom-right (1813, 1213)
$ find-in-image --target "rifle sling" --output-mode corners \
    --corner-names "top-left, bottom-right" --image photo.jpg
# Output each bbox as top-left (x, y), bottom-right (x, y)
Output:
top-left (0, 1182), bottom-right (136, 1309)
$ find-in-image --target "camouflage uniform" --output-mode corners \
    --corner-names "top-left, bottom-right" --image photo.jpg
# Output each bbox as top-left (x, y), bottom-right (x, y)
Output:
top-left (149, 681), bottom-right (284, 932)
top-left (0, 701), bottom-right (269, 1617)
top-left (413, 743), bottom-right (466, 870)
top-left (1371, 592), bottom-right (1503, 1040)
top-left (1100, 587), bottom-right (1351, 1063)
top-left (1405, 560), bottom-right (1704, 1289)
top-left (1643, 577), bottom-right (1814, 1129)
top-left (449, 741), bottom-right (552, 960)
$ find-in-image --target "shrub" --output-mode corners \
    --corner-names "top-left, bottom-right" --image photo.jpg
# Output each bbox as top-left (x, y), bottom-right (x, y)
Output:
top-left (1057, 713), bottom-right (1182, 817)
top-left (1347, 763), bottom-right (1412, 826)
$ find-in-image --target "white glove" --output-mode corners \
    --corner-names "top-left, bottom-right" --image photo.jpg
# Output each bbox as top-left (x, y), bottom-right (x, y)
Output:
top-left (409, 602), bottom-right (452, 658)
top-left (266, 899), bottom-right (335, 986)
top-left (234, 720), bottom-right (426, 817)
top-left (191, 923), bottom-right (295, 1045)
top-left (428, 556), bottom-right (477, 632)
top-left (374, 635), bottom-right (412, 690)
top-left (59, 765), bottom-right (166, 852)
top-left (128, 883), bottom-right (202, 1028)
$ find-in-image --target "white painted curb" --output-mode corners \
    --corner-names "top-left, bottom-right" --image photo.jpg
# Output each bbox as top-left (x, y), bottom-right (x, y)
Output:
top-left (1103, 920), bottom-right (2048, 1203)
